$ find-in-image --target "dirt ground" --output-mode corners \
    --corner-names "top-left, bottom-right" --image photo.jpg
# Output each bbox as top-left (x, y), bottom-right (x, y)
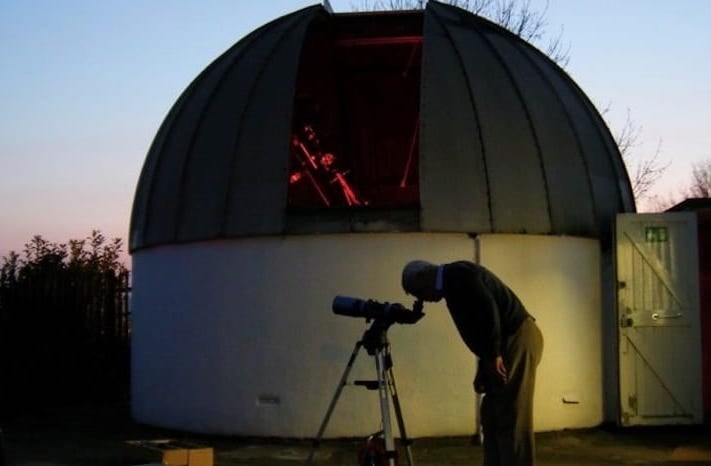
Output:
top-left (3, 402), bottom-right (711, 466)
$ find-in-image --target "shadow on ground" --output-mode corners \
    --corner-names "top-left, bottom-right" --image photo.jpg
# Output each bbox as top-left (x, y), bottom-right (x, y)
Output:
top-left (3, 403), bottom-right (711, 465)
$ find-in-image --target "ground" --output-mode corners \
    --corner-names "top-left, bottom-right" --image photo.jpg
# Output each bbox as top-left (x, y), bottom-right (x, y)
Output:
top-left (3, 402), bottom-right (711, 465)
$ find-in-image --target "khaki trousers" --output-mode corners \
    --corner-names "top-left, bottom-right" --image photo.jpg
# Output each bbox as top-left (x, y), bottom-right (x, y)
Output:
top-left (480, 318), bottom-right (544, 466)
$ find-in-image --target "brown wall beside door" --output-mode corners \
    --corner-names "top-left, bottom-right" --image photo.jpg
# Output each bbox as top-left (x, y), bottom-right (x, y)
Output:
top-left (668, 199), bottom-right (711, 424)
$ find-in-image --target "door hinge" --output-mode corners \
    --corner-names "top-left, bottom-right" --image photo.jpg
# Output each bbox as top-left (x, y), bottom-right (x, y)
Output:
top-left (620, 306), bottom-right (634, 327)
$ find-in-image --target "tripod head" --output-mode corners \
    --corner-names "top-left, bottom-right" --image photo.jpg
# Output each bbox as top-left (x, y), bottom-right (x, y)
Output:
top-left (360, 317), bottom-right (395, 355)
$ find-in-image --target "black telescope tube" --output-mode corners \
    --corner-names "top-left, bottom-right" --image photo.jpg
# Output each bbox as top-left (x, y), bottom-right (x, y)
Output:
top-left (332, 295), bottom-right (367, 317)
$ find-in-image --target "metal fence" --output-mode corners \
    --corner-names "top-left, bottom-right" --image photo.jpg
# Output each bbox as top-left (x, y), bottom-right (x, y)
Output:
top-left (0, 269), bottom-right (131, 416)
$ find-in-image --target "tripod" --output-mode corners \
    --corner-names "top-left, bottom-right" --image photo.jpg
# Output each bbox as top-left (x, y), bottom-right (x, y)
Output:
top-left (304, 318), bottom-right (415, 466)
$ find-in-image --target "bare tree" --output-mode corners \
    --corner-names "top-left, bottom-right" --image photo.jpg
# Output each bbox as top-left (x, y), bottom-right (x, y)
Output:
top-left (610, 108), bottom-right (669, 202)
top-left (687, 159), bottom-right (711, 198)
top-left (353, 0), bottom-right (571, 67)
top-left (643, 159), bottom-right (711, 211)
top-left (645, 194), bottom-right (679, 213)
top-left (356, 0), bottom-right (427, 9)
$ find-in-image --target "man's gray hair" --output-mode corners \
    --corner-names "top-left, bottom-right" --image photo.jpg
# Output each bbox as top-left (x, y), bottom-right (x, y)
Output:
top-left (401, 260), bottom-right (436, 291)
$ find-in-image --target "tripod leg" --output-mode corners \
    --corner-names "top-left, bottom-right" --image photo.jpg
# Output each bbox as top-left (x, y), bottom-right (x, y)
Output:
top-left (385, 354), bottom-right (415, 466)
top-left (304, 341), bottom-right (363, 465)
top-left (374, 348), bottom-right (397, 466)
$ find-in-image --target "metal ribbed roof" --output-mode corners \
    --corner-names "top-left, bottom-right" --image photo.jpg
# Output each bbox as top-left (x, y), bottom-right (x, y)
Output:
top-left (129, 1), bottom-right (635, 252)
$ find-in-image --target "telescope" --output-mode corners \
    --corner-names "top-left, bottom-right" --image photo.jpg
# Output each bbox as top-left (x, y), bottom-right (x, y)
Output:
top-left (332, 295), bottom-right (424, 325)
top-left (306, 295), bottom-right (424, 466)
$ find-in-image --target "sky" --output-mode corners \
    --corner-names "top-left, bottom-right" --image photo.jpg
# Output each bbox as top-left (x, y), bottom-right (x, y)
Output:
top-left (1, 0), bottom-right (710, 265)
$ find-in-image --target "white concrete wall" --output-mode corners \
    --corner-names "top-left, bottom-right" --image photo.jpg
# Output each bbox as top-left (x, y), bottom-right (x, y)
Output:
top-left (479, 234), bottom-right (604, 431)
top-left (131, 232), bottom-right (603, 437)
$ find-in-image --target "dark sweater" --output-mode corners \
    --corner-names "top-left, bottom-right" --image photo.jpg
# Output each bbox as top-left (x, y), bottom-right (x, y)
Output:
top-left (442, 261), bottom-right (531, 359)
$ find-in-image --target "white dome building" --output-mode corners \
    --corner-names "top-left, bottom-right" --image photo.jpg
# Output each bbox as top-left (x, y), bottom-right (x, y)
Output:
top-left (129, 1), bottom-right (635, 437)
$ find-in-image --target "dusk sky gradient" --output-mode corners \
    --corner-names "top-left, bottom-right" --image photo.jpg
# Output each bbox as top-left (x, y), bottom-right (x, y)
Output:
top-left (1, 0), bottom-right (709, 265)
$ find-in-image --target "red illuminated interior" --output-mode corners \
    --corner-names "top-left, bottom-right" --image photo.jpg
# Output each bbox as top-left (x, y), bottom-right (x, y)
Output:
top-left (288, 12), bottom-right (423, 209)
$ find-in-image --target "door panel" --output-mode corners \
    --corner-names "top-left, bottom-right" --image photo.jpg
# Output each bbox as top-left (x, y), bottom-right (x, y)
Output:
top-left (616, 213), bottom-right (702, 425)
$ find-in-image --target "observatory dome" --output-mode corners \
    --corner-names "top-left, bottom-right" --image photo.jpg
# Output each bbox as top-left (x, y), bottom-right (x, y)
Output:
top-left (129, 1), bottom-right (635, 437)
top-left (129, 1), bottom-right (634, 252)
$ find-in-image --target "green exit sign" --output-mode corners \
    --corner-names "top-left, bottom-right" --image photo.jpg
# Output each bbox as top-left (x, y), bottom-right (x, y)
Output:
top-left (644, 226), bottom-right (668, 242)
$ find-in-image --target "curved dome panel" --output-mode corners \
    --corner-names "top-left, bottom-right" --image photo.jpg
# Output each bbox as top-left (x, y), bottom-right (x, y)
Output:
top-left (420, 2), bottom-right (634, 236)
top-left (130, 5), bottom-right (324, 251)
top-left (129, 2), bottom-right (634, 252)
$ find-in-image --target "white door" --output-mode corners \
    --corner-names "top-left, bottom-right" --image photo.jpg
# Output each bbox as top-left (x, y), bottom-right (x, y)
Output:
top-left (616, 212), bottom-right (702, 425)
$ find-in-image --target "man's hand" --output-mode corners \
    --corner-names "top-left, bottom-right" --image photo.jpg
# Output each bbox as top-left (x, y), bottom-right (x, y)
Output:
top-left (495, 355), bottom-right (508, 384)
